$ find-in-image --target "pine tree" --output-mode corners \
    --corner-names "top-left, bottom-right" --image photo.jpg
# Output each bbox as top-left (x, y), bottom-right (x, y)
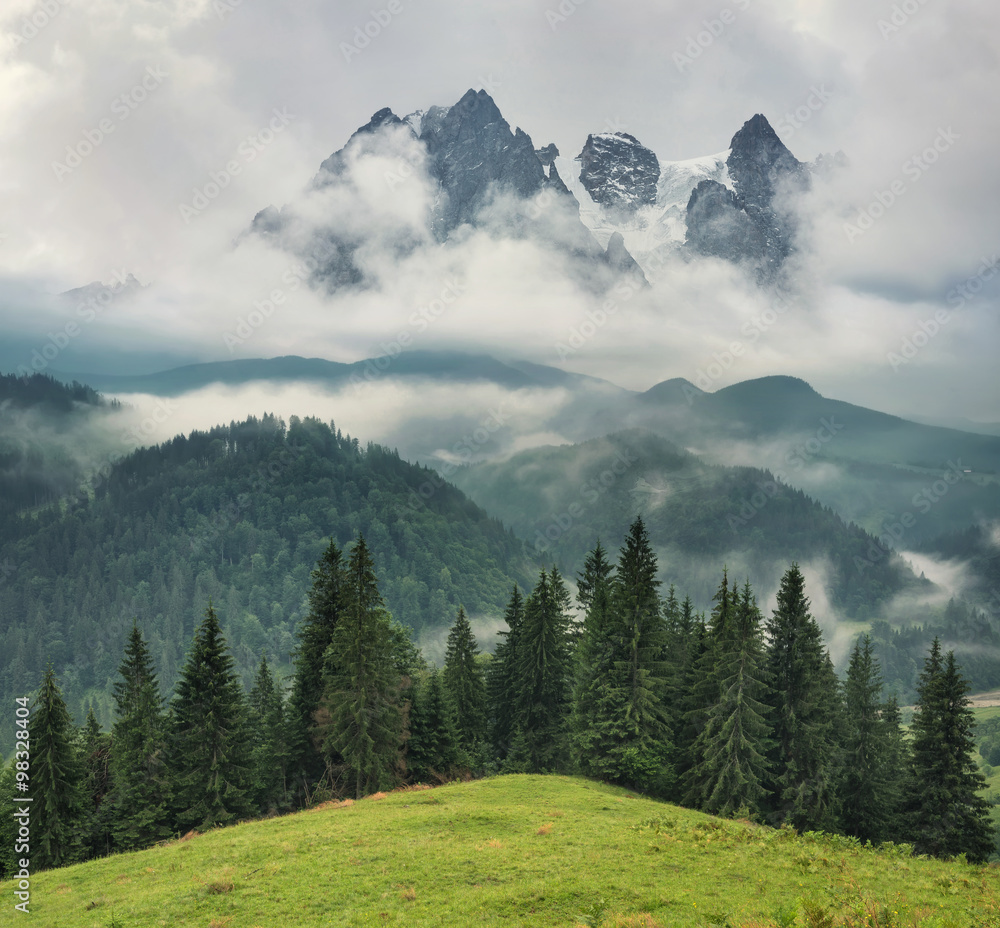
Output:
top-left (687, 579), bottom-right (771, 816)
top-left (248, 653), bottom-right (289, 814)
top-left (486, 585), bottom-right (525, 760)
top-left (513, 569), bottom-right (573, 772)
top-left (29, 667), bottom-right (85, 869)
top-left (572, 543), bottom-right (619, 780)
top-left (605, 517), bottom-right (673, 793)
top-left (840, 635), bottom-right (896, 843)
top-left (907, 641), bottom-right (993, 861)
top-left (323, 534), bottom-right (403, 799)
top-left (764, 564), bottom-right (840, 831)
top-left (880, 694), bottom-right (909, 841)
top-left (443, 606), bottom-right (486, 753)
top-left (109, 623), bottom-right (171, 850)
top-left (287, 539), bottom-right (348, 800)
top-left (407, 670), bottom-right (463, 782)
top-left (79, 709), bottom-right (112, 859)
top-left (170, 603), bottom-right (252, 831)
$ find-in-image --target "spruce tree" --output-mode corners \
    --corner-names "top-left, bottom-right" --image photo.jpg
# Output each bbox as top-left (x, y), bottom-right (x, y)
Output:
top-left (840, 635), bottom-right (895, 843)
top-left (442, 606), bottom-right (486, 753)
top-left (572, 543), bottom-right (619, 780)
top-left (109, 623), bottom-right (171, 850)
top-left (605, 517), bottom-right (673, 793)
top-left (79, 709), bottom-right (112, 859)
top-left (687, 579), bottom-right (771, 816)
top-left (513, 569), bottom-right (573, 772)
top-left (408, 670), bottom-right (464, 782)
top-left (248, 653), bottom-right (289, 814)
top-left (287, 539), bottom-right (348, 799)
top-left (170, 603), bottom-right (252, 831)
top-left (764, 564), bottom-right (840, 830)
top-left (880, 694), bottom-right (909, 841)
top-left (29, 667), bottom-right (85, 869)
top-left (486, 585), bottom-right (525, 760)
top-left (323, 534), bottom-right (403, 799)
top-left (907, 641), bottom-right (993, 861)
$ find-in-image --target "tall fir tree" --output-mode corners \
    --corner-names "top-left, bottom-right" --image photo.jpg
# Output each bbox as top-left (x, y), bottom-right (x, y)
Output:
top-left (287, 539), bottom-right (348, 800)
top-left (170, 603), bottom-right (252, 831)
top-left (79, 709), bottom-right (113, 859)
top-left (29, 667), bottom-right (85, 869)
top-left (442, 606), bottom-right (486, 754)
top-left (407, 669), bottom-right (464, 782)
top-left (513, 569), bottom-right (574, 772)
top-left (571, 542), bottom-right (619, 780)
top-left (247, 653), bottom-right (290, 814)
top-left (687, 579), bottom-right (772, 816)
top-left (605, 517), bottom-right (673, 793)
top-left (906, 640), bottom-right (993, 861)
top-left (840, 635), bottom-right (896, 843)
top-left (109, 623), bottom-right (171, 850)
top-left (322, 534), bottom-right (403, 799)
top-left (764, 564), bottom-right (841, 831)
top-left (486, 584), bottom-right (525, 761)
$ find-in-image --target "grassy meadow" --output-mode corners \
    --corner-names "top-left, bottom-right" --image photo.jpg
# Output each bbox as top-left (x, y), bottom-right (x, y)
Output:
top-left (3, 774), bottom-right (1000, 928)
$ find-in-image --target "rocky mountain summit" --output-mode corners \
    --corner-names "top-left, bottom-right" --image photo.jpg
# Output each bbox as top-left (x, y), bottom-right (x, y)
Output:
top-left (248, 91), bottom-right (833, 291)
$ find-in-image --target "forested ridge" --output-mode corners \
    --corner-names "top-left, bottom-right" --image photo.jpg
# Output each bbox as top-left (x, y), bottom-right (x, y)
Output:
top-left (0, 413), bottom-right (530, 751)
top-left (1, 520), bottom-right (995, 882)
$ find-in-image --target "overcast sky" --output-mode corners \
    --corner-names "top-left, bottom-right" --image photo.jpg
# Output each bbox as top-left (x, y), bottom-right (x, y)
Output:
top-left (0, 0), bottom-right (997, 422)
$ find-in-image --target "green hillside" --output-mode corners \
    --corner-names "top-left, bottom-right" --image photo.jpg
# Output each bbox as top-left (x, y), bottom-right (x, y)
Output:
top-left (0, 414), bottom-right (530, 753)
top-left (3, 775), bottom-right (997, 927)
top-left (450, 430), bottom-right (918, 616)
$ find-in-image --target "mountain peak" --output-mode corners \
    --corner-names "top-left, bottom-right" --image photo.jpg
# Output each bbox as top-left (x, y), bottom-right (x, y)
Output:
top-left (727, 114), bottom-right (804, 209)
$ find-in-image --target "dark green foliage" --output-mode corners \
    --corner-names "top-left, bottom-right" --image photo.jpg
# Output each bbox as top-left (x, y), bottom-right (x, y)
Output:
top-left (169, 604), bottom-right (252, 831)
top-left (287, 539), bottom-right (347, 797)
top-left (78, 709), bottom-right (113, 859)
top-left (840, 636), bottom-right (901, 843)
top-left (486, 585), bottom-right (525, 760)
top-left (764, 564), bottom-right (841, 831)
top-left (407, 670), bottom-right (464, 782)
top-left (0, 414), bottom-right (529, 756)
top-left (571, 543), bottom-right (619, 780)
top-left (687, 580), bottom-right (772, 816)
top-left (248, 654), bottom-right (290, 814)
top-left (29, 667), bottom-right (86, 869)
top-left (0, 759), bottom-right (18, 879)
top-left (109, 623), bottom-right (171, 850)
top-left (442, 606), bottom-right (486, 752)
top-left (513, 570), bottom-right (574, 773)
top-left (906, 640), bottom-right (994, 862)
top-left (322, 535), bottom-right (403, 799)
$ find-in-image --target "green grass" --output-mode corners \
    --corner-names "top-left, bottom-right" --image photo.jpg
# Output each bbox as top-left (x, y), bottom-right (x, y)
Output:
top-left (4, 775), bottom-right (1000, 927)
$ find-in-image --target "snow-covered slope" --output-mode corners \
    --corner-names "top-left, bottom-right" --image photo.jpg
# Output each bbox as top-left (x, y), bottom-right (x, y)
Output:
top-left (554, 148), bottom-right (732, 276)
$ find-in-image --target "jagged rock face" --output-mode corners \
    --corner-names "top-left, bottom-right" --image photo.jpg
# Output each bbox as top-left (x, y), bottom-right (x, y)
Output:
top-left (419, 89), bottom-right (546, 236)
top-left (685, 180), bottom-right (766, 264)
top-left (726, 113), bottom-right (806, 210)
top-left (685, 115), bottom-right (806, 276)
top-left (577, 133), bottom-right (660, 211)
top-left (605, 231), bottom-right (647, 283)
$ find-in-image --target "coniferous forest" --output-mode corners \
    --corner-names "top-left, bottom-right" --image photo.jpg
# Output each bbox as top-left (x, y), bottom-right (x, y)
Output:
top-left (1, 517), bottom-right (995, 879)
